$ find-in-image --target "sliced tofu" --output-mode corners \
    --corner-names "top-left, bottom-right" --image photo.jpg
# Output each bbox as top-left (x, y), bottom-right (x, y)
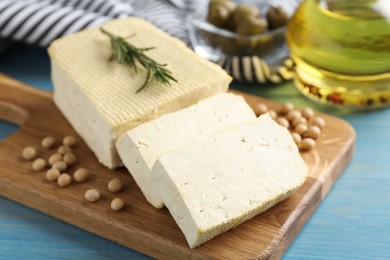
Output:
top-left (48, 17), bottom-right (231, 169)
top-left (152, 114), bottom-right (308, 248)
top-left (116, 93), bottom-right (256, 208)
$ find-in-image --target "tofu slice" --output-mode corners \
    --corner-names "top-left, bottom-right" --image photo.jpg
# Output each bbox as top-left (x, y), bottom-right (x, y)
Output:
top-left (48, 17), bottom-right (231, 169)
top-left (116, 93), bottom-right (256, 208)
top-left (152, 114), bottom-right (308, 248)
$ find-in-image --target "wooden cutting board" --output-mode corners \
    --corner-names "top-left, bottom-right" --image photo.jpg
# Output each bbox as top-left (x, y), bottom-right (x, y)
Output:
top-left (0, 74), bottom-right (355, 259)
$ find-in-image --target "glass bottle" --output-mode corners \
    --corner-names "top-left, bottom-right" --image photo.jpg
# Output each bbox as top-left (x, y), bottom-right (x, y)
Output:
top-left (286, 0), bottom-right (390, 109)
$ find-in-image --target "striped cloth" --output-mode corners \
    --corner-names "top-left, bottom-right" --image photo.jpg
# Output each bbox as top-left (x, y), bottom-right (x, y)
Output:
top-left (0, 0), bottom-right (209, 46)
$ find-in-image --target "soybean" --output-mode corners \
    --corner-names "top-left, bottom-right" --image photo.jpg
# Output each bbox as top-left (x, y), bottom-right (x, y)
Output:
top-left (281, 102), bottom-right (294, 114)
top-left (46, 168), bottom-right (60, 182)
top-left (41, 136), bottom-right (56, 149)
top-left (57, 173), bottom-right (71, 187)
top-left (291, 132), bottom-right (302, 145)
top-left (255, 103), bottom-right (268, 115)
top-left (52, 161), bottom-right (68, 172)
top-left (49, 153), bottom-right (62, 166)
top-left (111, 198), bottom-right (125, 211)
top-left (276, 117), bottom-right (289, 128)
top-left (108, 178), bottom-right (123, 193)
top-left (295, 123), bottom-right (308, 135)
top-left (32, 158), bottom-right (46, 171)
top-left (22, 146), bottom-right (37, 160)
top-left (268, 110), bottom-right (277, 119)
top-left (286, 110), bottom-right (302, 122)
top-left (313, 117), bottom-right (326, 129)
top-left (57, 145), bottom-right (72, 155)
top-left (302, 107), bottom-right (314, 120)
top-left (85, 189), bottom-right (100, 202)
top-left (306, 125), bottom-right (322, 139)
top-left (300, 138), bottom-right (316, 151)
top-left (63, 136), bottom-right (76, 147)
top-left (73, 168), bottom-right (89, 182)
top-left (292, 116), bottom-right (307, 127)
top-left (63, 152), bottom-right (77, 166)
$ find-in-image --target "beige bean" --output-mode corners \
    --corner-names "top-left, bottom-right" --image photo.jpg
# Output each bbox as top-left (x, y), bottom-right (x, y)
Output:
top-left (302, 107), bottom-right (315, 119)
top-left (300, 138), bottom-right (316, 151)
top-left (41, 136), bottom-right (56, 149)
top-left (85, 189), bottom-right (100, 202)
top-left (295, 123), bottom-right (308, 135)
top-left (57, 145), bottom-right (72, 155)
top-left (63, 135), bottom-right (76, 147)
top-left (73, 168), bottom-right (89, 182)
top-left (286, 110), bottom-right (302, 121)
top-left (32, 158), bottom-right (46, 171)
top-left (276, 117), bottom-right (289, 128)
top-left (281, 102), bottom-right (294, 114)
top-left (22, 146), bottom-right (37, 160)
top-left (291, 132), bottom-right (302, 146)
top-left (268, 110), bottom-right (277, 119)
top-left (46, 169), bottom-right (60, 182)
top-left (57, 173), bottom-right (71, 187)
top-left (111, 198), bottom-right (125, 211)
top-left (313, 116), bottom-right (326, 129)
top-left (52, 161), bottom-right (68, 172)
top-left (255, 103), bottom-right (268, 115)
top-left (292, 116), bottom-right (307, 127)
top-left (49, 153), bottom-right (62, 166)
top-left (63, 152), bottom-right (77, 166)
top-left (108, 178), bottom-right (123, 193)
top-left (306, 125), bottom-right (322, 139)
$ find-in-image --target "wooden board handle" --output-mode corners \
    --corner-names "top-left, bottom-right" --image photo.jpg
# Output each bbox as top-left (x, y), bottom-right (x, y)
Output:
top-left (0, 74), bottom-right (53, 127)
top-left (0, 100), bottom-right (28, 125)
top-left (0, 73), bottom-right (52, 116)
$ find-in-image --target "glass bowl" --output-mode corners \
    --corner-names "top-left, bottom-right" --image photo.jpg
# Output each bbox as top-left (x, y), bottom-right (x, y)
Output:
top-left (186, 2), bottom-right (290, 66)
top-left (185, 0), bottom-right (300, 84)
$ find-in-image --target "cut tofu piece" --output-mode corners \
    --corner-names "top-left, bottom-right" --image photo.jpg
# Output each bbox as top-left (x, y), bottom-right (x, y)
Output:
top-left (48, 17), bottom-right (231, 169)
top-left (152, 114), bottom-right (308, 248)
top-left (116, 93), bottom-right (256, 208)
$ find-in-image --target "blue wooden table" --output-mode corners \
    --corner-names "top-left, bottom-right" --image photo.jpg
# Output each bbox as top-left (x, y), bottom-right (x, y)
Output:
top-left (0, 45), bottom-right (389, 259)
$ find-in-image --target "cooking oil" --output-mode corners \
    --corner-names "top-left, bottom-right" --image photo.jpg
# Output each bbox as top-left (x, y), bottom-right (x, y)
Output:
top-left (286, 0), bottom-right (390, 108)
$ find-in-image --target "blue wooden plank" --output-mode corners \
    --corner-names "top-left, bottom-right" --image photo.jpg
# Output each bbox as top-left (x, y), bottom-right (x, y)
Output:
top-left (0, 45), bottom-right (52, 92)
top-left (0, 122), bottom-right (19, 140)
top-left (0, 197), bottom-right (150, 260)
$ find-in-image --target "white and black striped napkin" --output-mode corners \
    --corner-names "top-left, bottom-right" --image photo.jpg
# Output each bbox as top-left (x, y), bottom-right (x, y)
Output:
top-left (0, 0), bottom-right (210, 46)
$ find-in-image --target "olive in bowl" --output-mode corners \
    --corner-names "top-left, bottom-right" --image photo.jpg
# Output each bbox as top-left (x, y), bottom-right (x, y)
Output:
top-left (186, 0), bottom-right (291, 64)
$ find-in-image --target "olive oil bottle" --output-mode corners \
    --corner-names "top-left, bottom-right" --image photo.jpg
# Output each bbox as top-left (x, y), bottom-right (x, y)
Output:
top-left (287, 0), bottom-right (390, 108)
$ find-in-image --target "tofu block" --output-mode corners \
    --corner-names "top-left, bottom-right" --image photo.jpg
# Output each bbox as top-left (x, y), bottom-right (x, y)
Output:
top-left (152, 114), bottom-right (308, 248)
top-left (116, 93), bottom-right (256, 208)
top-left (48, 17), bottom-right (231, 168)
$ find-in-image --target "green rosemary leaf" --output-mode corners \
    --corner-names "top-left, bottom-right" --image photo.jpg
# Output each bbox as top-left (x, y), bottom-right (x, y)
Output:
top-left (101, 28), bottom-right (177, 93)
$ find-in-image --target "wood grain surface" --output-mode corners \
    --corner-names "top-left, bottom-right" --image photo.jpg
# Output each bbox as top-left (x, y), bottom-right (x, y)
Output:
top-left (0, 74), bottom-right (355, 259)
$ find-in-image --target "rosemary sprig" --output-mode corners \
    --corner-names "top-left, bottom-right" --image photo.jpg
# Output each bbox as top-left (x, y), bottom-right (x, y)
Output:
top-left (101, 28), bottom-right (177, 93)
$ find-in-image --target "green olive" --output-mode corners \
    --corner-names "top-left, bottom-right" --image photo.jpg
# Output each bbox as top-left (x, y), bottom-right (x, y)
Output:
top-left (208, 0), bottom-right (236, 11)
top-left (207, 6), bottom-right (231, 28)
top-left (207, 0), bottom-right (236, 28)
top-left (267, 6), bottom-right (288, 30)
top-left (235, 16), bottom-right (267, 36)
top-left (232, 5), bottom-right (261, 25)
